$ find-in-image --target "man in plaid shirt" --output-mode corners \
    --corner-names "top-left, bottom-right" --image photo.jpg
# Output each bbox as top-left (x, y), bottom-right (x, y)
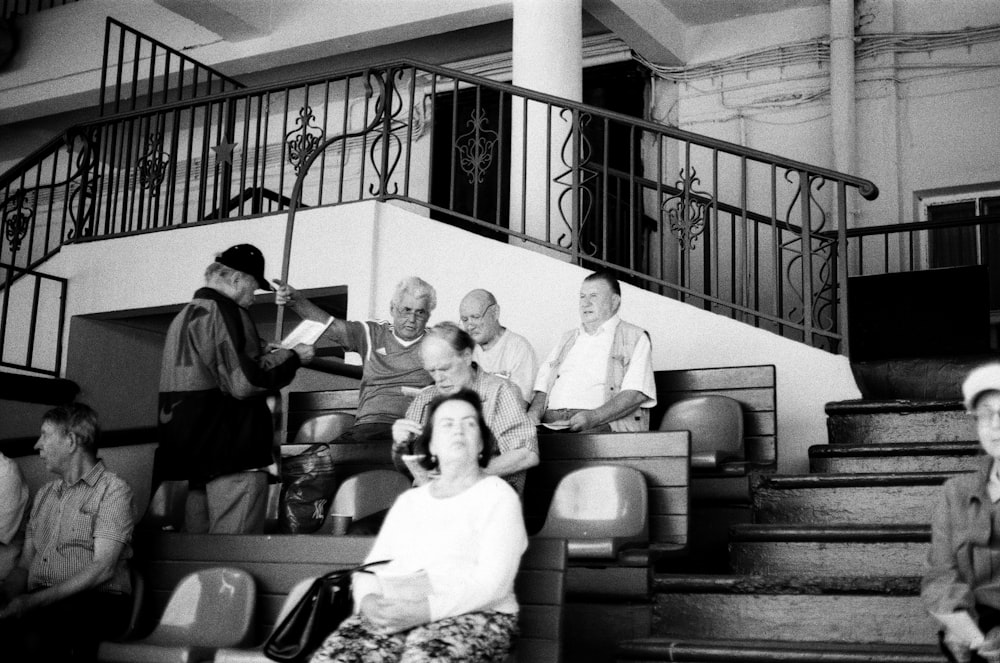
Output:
top-left (0, 403), bottom-right (134, 662)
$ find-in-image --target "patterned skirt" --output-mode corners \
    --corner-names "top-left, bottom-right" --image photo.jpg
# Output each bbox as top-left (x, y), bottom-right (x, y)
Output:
top-left (309, 610), bottom-right (519, 663)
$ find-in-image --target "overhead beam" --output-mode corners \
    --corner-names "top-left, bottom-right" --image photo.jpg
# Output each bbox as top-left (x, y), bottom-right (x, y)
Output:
top-left (583, 0), bottom-right (684, 65)
top-left (154, 0), bottom-right (273, 41)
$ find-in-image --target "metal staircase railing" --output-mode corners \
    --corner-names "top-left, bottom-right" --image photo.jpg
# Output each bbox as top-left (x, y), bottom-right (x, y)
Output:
top-left (0, 58), bottom-right (879, 361)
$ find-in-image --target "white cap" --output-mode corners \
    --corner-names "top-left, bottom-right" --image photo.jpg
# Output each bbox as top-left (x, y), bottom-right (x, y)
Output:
top-left (962, 363), bottom-right (1000, 411)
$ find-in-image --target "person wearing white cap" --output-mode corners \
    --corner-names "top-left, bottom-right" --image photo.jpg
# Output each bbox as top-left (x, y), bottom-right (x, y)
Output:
top-left (923, 363), bottom-right (1000, 663)
top-left (156, 244), bottom-right (315, 534)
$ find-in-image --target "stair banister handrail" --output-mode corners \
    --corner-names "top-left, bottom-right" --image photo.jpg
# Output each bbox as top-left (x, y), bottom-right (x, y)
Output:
top-left (44, 57), bottom-right (879, 204)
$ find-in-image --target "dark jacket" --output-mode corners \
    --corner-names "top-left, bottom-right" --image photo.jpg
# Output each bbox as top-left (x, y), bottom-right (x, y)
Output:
top-left (156, 287), bottom-right (300, 484)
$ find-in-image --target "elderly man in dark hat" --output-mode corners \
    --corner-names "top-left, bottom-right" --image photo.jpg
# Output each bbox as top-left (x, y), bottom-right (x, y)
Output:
top-left (156, 244), bottom-right (314, 534)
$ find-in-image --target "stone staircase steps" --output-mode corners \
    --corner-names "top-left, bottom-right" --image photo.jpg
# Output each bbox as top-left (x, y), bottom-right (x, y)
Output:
top-left (751, 471), bottom-right (959, 524)
top-left (617, 638), bottom-right (940, 663)
top-left (809, 441), bottom-right (982, 474)
top-left (729, 524), bottom-right (929, 576)
top-left (826, 399), bottom-right (971, 445)
top-left (650, 574), bottom-right (935, 645)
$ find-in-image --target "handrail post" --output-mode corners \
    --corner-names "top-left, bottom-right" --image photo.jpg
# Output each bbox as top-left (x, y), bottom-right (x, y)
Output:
top-left (836, 181), bottom-right (850, 355)
top-left (799, 170), bottom-right (815, 346)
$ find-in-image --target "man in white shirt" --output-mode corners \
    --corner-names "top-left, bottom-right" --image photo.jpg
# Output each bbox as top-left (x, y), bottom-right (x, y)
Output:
top-left (459, 289), bottom-right (538, 407)
top-left (527, 272), bottom-right (656, 433)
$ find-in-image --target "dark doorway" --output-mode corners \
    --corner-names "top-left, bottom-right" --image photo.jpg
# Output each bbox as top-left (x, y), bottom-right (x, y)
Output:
top-left (577, 61), bottom-right (650, 279)
top-left (429, 86), bottom-right (511, 241)
top-left (427, 61), bottom-right (649, 259)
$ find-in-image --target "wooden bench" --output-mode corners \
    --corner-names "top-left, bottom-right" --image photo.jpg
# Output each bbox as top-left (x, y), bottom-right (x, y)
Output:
top-left (650, 364), bottom-right (777, 472)
top-left (132, 533), bottom-right (566, 663)
top-left (524, 431), bottom-right (690, 571)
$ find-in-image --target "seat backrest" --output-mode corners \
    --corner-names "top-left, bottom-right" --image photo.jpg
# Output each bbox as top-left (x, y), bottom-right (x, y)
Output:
top-left (651, 364), bottom-right (776, 469)
top-left (512, 538), bottom-right (566, 663)
top-left (152, 567), bottom-right (256, 647)
top-left (330, 469), bottom-right (411, 520)
top-left (292, 412), bottom-right (356, 445)
top-left (659, 394), bottom-right (744, 461)
top-left (536, 465), bottom-right (648, 560)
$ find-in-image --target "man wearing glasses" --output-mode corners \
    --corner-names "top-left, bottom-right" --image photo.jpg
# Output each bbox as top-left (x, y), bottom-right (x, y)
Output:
top-left (277, 275), bottom-right (437, 443)
top-left (459, 289), bottom-right (538, 408)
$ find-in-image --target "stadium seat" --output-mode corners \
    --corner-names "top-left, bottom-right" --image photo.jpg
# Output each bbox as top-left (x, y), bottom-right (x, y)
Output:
top-left (659, 394), bottom-right (744, 469)
top-left (320, 469), bottom-right (411, 533)
top-left (293, 412), bottom-right (356, 445)
top-left (212, 576), bottom-right (316, 663)
top-left (536, 465), bottom-right (648, 560)
top-left (98, 567), bottom-right (256, 663)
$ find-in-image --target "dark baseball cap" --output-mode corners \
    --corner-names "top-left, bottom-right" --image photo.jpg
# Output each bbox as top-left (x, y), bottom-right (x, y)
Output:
top-left (217, 244), bottom-right (272, 291)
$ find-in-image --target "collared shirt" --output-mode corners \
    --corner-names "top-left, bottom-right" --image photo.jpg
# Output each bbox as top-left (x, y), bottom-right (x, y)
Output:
top-left (473, 328), bottom-right (538, 406)
top-left (405, 367), bottom-right (538, 494)
top-left (536, 315), bottom-right (656, 410)
top-left (27, 461), bottom-right (134, 594)
top-left (0, 453), bottom-right (28, 579)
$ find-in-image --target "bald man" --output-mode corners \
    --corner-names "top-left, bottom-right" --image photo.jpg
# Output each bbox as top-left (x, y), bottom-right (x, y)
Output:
top-left (459, 289), bottom-right (538, 407)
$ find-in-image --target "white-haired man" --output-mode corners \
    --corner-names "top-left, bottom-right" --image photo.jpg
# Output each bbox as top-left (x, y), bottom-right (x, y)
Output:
top-left (277, 276), bottom-right (437, 442)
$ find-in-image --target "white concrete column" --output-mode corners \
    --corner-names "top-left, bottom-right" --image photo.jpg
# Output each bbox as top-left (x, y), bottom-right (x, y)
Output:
top-left (830, 0), bottom-right (856, 177)
top-left (510, 0), bottom-right (583, 257)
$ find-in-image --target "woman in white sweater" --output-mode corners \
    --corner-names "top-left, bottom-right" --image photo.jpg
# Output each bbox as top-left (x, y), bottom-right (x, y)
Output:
top-left (309, 388), bottom-right (528, 663)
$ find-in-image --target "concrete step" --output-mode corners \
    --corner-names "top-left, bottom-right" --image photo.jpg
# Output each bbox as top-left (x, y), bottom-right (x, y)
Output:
top-left (809, 442), bottom-right (982, 474)
top-left (751, 472), bottom-right (959, 525)
top-left (729, 524), bottom-right (930, 576)
top-left (651, 574), bottom-right (935, 645)
top-left (617, 638), bottom-right (941, 662)
top-left (825, 399), bottom-right (972, 445)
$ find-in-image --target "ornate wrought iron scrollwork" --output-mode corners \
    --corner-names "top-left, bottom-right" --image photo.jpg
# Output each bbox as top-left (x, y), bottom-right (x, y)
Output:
top-left (1, 128), bottom-right (101, 256)
top-left (2, 188), bottom-right (34, 253)
top-left (67, 128), bottom-right (100, 240)
top-left (136, 131), bottom-right (170, 197)
top-left (554, 109), bottom-right (597, 254)
top-left (455, 108), bottom-right (500, 184)
top-left (662, 167), bottom-right (713, 250)
top-left (286, 106), bottom-right (325, 173)
top-left (368, 68), bottom-right (408, 198)
top-left (781, 170), bottom-right (838, 336)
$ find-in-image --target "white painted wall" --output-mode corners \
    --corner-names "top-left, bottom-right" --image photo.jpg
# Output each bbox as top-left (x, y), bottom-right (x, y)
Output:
top-left (665, 0), bottom-right (1000, 229)
top-left (43, 201), bottom-right (859, 474)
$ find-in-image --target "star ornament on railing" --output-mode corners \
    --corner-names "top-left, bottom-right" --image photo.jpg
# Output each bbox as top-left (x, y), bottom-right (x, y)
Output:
top-left (212, 139), bottom-right (237, 166)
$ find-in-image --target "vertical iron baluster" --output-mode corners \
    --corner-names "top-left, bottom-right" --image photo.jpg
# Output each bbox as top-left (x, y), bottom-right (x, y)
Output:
top-left (448, 77), bottom-right (458, 211)
top-left (836, 181), bottom-right (849, 354)
top-left (799, 170), bottom-right (815, 345)
top-left (99, 17), bottom-right (112, 115)
top-left (338, 76), bottom-right (351, 204)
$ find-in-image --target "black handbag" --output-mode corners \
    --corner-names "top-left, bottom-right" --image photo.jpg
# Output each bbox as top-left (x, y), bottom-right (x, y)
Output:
top-left (264, 560), bottom-right (390, 663)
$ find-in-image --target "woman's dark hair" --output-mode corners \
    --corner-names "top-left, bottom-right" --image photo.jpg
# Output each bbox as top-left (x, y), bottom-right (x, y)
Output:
top-left (413, 388), bottom-right (495, 471)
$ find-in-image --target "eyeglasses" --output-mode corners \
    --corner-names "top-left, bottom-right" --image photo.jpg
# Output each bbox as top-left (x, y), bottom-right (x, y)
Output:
top-left (460, 303), bottom-right (495, 324)
top-left (395, 305), bottom-right (430, 320)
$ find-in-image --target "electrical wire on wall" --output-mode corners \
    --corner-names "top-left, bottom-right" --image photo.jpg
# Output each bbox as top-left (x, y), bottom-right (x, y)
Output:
top-left (634, 23), bottom-right (1000, 128)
